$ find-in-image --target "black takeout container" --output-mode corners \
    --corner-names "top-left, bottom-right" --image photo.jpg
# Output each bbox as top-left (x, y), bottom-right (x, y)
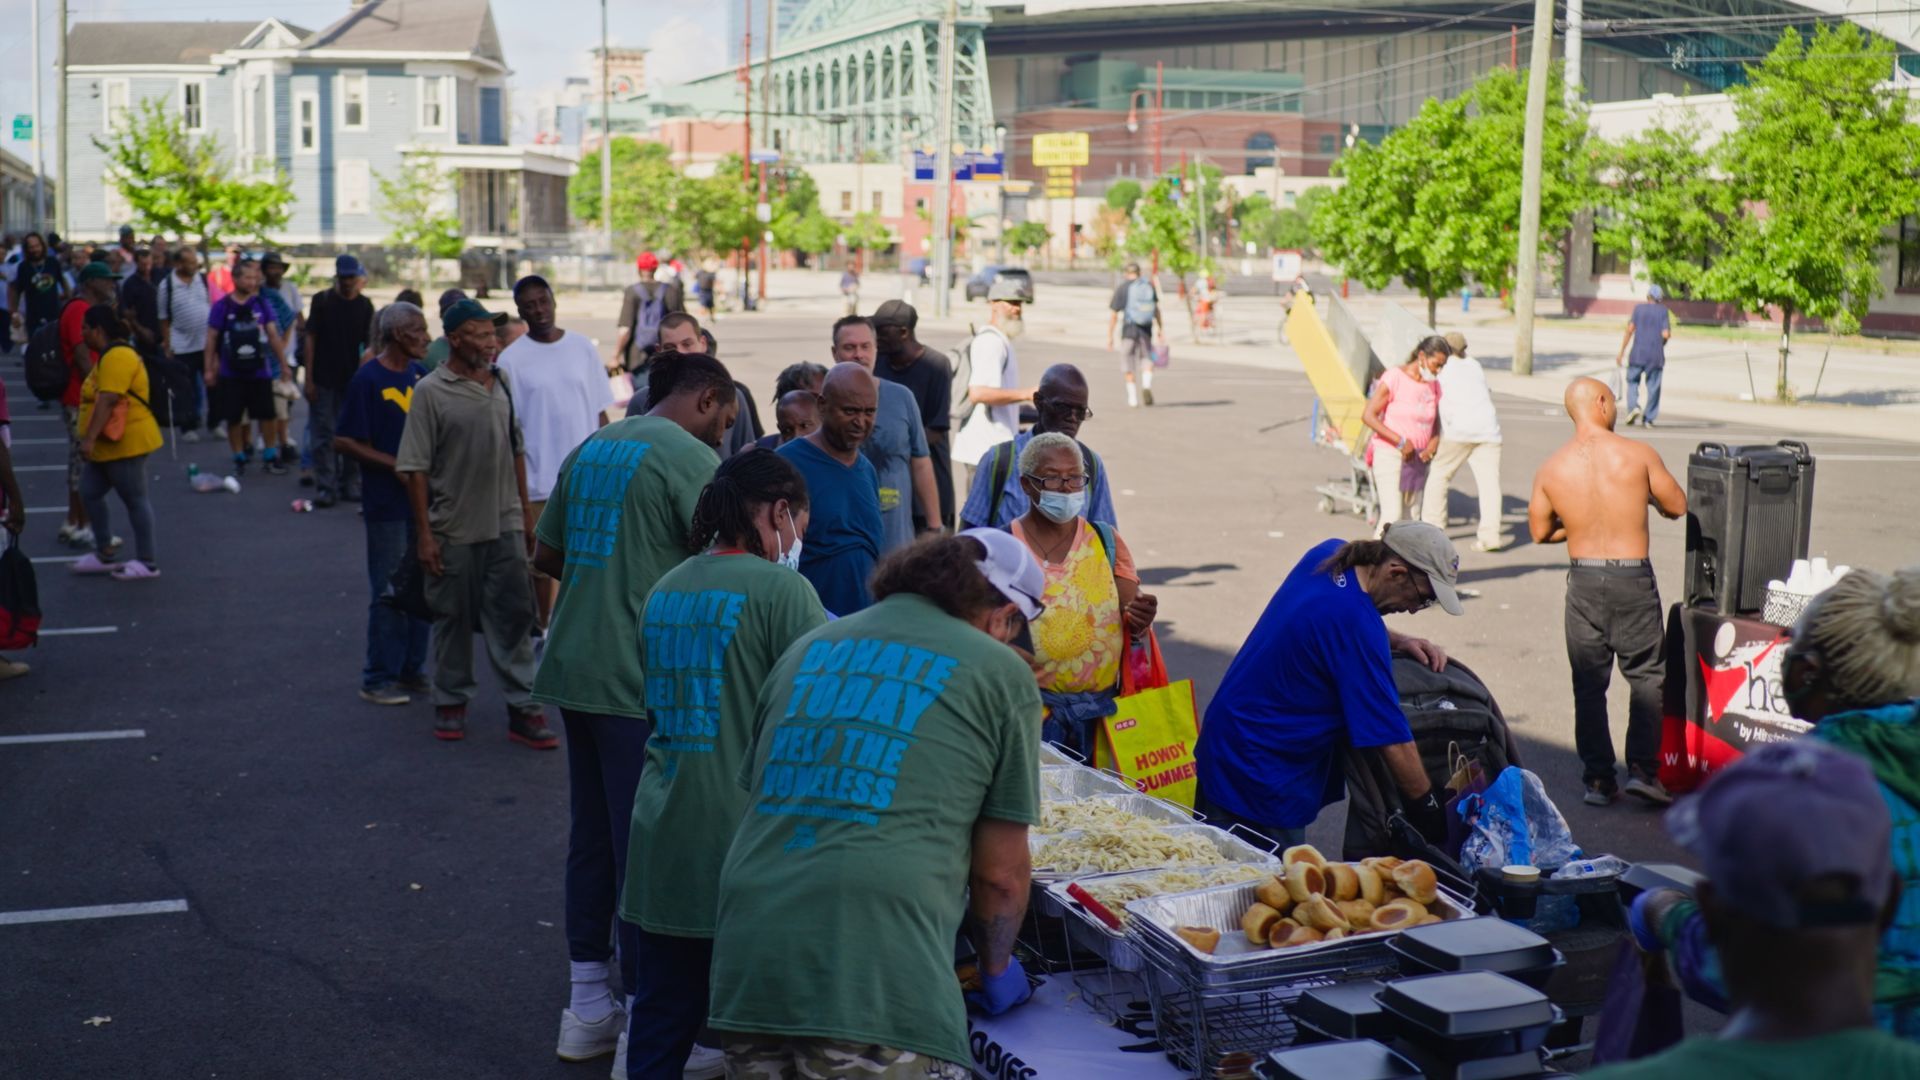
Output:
top-left (1377, 971), bottom-right (1563, 1059)
top-left (1258, 1039), bottom-right (1422, 1080)
top-left (1286, 979), bottom-right (1391, 1044)
top-left (1387, 916), bottom-right (1563, 988)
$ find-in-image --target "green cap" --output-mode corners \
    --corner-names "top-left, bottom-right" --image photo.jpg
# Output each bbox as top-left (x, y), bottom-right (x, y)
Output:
top-left (78, 261), bottom-right (116, 283)
top-left (442, 298), bottom-right (507, 334)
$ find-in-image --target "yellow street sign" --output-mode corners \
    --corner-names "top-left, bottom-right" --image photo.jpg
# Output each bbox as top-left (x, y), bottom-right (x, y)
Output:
top-left (1032, 131), bottom-right (1091, 168)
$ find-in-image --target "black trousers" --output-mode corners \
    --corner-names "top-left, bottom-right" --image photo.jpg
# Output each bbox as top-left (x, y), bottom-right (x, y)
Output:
top-left (1565, 563), bottom-right (1665, 783)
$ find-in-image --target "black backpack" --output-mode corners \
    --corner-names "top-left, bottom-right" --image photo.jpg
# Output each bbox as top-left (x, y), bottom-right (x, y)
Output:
top-left (24, 299), bottom-right (85, 401)
top-left (0, 532), bottom-right (41, 651)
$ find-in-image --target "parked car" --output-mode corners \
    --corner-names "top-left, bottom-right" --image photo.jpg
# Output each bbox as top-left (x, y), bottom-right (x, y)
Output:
top-left (962, 265), bottom-right (1035, 302)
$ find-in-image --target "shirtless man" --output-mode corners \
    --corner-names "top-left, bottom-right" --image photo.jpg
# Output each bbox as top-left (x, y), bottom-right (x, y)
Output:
top-left (1529, 377), bottom-right (1687, 808)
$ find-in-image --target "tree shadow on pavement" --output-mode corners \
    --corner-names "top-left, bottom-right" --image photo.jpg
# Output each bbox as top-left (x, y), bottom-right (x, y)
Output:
top-left (1138, 563), bottom-right (1239, 587)
top-left (1474, 352), bottom-right (1588, 373)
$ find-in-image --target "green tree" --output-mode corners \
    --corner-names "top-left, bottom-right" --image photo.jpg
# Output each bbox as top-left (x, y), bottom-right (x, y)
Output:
top-left (376, 153), bottom-right (464, 291)
top-left (1594, 114), bottom-right (1731, 299)
top-left (92, 99), bottom-right (292, 250)
top-left (1125, 177), bottom-right (1216, 340)
top-left (843, 211), bottom-right (892, 256)
top-left (1105, 179), bottom-right (1143, 213)
top-left (1701, 23), bottom-right (1920, 400)
top-left (683, 156), bottom-right (761, 258)
top-left (1238, 191), bottom-right (1321, 254)
top-left (1004, 220), bottom-right (1051, 259)
top-left (569, 139), bottom-right (689, 251)
top-left (1315, 94), bottom-right (1473, 326)
top-left (1451, 64), bottom-right (1595, 296)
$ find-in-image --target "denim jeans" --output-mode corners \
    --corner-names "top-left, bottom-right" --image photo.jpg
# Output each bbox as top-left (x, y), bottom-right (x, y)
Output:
top-left (1565, 564), bottom-right (1666, 783)
top-left (562, 710), bottom-right (650, 987)
top-left (624, 929), bottom-right (712, 1080)
top-left (363, 518), bottom-right (428, 690)
top-left (309, 385), bottom-right (358, 499)
top-left (1626, 363), bottom-right (1664, 422)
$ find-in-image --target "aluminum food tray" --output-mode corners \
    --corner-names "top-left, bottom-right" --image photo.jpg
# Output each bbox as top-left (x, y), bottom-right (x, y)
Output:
top-left (1035, 792), bottom-right (1199, 835)
top-left (1031, 823), bottom-right (1278, 884)
top-left (1038, 742), bottom-right (1083, 767)
top-left (1126, 877), bottom-right (1479, 989)
top-left (1040, 764), bottom-right (1139, 802)
top-left (1047, 866), bottom-right (1275, 973)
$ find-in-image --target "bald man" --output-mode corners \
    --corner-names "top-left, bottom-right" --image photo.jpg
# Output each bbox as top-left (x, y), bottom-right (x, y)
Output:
top-left (961, 363), bottom-right (1117, 530)
top-left (1530, 377), bottom-right (1688, 808)
top-left (777, 365), bottom-right (884, 615)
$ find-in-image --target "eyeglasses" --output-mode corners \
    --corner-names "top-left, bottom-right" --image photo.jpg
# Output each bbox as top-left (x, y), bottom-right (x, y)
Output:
top-left (1025, 472), bottom-right (1089, 492)
top-left (1039, 401), bottom-right (1093, 422)
top-left (1408, 572), bottom-right (1437, 613)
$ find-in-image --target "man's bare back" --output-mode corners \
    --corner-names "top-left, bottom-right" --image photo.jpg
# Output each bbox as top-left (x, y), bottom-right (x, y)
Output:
top-left (1529, 378), bottom-right (1686, 560)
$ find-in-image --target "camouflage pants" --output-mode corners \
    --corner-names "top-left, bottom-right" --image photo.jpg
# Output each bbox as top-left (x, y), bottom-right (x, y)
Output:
top-left (724, 1036), bottom-right (970, 1080)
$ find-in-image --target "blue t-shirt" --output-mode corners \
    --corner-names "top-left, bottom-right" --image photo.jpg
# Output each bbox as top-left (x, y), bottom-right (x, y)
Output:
top-left (960, 432), bottom-right (1118, 531)
top-left (778, 436), bottom-right (883, 617)
top-left (1195, 538), bottom-right (1412, 830)
top-left (334, 359), bottom-right (428, 523)
top-left (206, 293), bottom-right (279, 379)
top-left (1628, 302), bottom-right (1671, 369)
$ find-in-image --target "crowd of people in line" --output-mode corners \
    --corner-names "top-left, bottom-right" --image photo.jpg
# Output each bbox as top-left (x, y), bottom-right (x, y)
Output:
top-left (5, 235), bottom-right (1917, 1078)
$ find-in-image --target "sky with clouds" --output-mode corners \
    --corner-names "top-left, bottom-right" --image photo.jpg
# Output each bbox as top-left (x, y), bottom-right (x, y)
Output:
top-left (0, 0), bottom-right (731, 175)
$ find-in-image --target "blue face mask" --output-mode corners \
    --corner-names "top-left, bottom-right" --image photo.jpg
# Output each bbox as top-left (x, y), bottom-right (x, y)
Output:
top-left (1035, 489), bottom-right (1085, 524)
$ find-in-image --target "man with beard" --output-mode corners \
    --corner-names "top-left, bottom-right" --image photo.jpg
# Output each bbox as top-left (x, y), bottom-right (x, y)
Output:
top-left (951, 279), bottom-right (1036, 489)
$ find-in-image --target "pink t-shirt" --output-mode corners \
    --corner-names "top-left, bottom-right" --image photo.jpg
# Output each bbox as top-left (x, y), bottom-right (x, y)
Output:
top-left (1367, 365), bottom-right (1441, 463)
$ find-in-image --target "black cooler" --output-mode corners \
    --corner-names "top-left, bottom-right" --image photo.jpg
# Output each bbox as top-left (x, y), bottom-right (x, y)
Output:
top-left (1684, 441), bottom-right (1815, 615)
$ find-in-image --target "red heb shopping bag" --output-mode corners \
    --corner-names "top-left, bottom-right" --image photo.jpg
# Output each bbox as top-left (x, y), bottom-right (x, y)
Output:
top-left (1094, 679), bottom-right (1200, 809)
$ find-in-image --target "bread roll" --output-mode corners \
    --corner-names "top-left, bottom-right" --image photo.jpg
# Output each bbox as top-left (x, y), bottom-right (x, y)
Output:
top-left (1354, 863), bottom-right (1386, 906)
top-left (1369, 899), bottom-right (1425, 931)
top-left (1254, 876), bottom-right (1295, 914)
top-left (1361, 856), bottom-right (1403, 873)
top-left (1176, 925), bottom-right (1222, 953)
top-left (1392, 860), bottom-right (1440, 905)
top-left (1327, 863), bottom-right (1361, 902)
top-left (1284, 860), bottom-right (1327, 903)
top-left (1335, 898), bottom-right (1376, 926)
top-left (1270, 923), bottom-right (1324, 949)
top-left (1241, 902), bottom-right (1283, 945)
top-left (1413, 913), bottom-right (1444, 927)
top-left (1296, 894), bottom-right (1351, 932)
top-left (1323, 927), bottom-right (1347, 941)
top-left (1282, 844), bottom-right (1329, 869)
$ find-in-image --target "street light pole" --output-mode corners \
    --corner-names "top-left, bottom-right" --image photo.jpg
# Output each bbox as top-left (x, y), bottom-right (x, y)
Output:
top-left (56, 0), bottom-right (67, 241)
top-left (931, 0), bottom-right (957, 319)
top-left (1511, 0), bottom-right (1554, 376)
top-left (599, 0), bottom-right (612, 257)
top-left (31, 0), bottom-right (45, 230)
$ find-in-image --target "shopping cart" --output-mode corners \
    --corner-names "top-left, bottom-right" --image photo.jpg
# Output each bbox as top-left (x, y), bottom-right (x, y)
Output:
top-left (1284, 290), bottom-right (1382, 527)
top-left (1310, 399), bottom-right (1378, 524)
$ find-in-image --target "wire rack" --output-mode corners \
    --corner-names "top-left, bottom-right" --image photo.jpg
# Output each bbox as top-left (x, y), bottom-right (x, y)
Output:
top-left (1141, 948), bottom-right (1399, 1078)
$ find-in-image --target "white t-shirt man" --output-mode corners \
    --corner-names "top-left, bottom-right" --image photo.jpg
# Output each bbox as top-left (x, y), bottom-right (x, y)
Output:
top-left (496, 329), bottom-right (615, 502)
top-left (1435, 355), bottom-right (1502, 445)
top-left (160, 270), bottom-right (211, 357)
top-left (952, 324), bottom-right (1020, 468)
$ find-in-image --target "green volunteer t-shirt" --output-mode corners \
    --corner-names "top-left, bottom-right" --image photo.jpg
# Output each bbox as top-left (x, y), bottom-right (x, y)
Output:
top-left (532, 416), bottom-right (718, 717)
top-left (1584, 1029), bottom-right (1920, 1080)
top-left (621, 552), bottom-right (828, 937)
top-left (707, 593), bottom-right (1044, 1067)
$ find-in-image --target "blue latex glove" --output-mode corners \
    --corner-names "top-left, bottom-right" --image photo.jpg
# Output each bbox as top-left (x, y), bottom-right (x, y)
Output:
top-left (964, 957), bottom-right (1033, 1016)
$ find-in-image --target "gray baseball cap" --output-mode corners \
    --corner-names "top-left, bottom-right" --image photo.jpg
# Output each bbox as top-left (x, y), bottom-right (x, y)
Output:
top-left (1381, 521), bottom-right (1464, 616)
top-left (987, 277), bottom-right (1031, 304)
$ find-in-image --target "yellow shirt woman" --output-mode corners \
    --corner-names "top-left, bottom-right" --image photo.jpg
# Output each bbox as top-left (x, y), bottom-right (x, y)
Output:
top-left (77, 343), bottom-right (163, 462)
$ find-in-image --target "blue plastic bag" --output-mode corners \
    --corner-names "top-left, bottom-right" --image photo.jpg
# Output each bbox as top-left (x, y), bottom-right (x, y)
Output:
top-left (1457, 767), bottom-right (1582, 875)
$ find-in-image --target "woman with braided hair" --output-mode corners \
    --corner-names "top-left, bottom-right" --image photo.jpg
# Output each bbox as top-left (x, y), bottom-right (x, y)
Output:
top-left (616, 447), bottom-right (828, 1080)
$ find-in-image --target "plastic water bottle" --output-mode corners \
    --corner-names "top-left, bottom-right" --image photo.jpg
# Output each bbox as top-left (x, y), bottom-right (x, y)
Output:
top-left (190, 472), bottom-right (224, 494)
top-left (290, 499), bottom-right (313, 513)
top-left (186, 463), bottom-right (200, 480)
top-left (221, 476), bottom-right (242, 494)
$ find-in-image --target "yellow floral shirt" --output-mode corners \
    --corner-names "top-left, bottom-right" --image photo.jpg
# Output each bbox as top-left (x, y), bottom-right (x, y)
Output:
top-left (1013, 519), bottom-right (1137, 695)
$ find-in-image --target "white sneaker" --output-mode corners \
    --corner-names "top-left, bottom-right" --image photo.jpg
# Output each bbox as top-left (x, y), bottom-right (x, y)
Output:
top-left (608, 1026), bottom-right (627, 1078)
top-left (684, 1044), bottom-right (726, 1080)
top-left (557, 1006), bottom-right (625, 1062)
top-left (1126, 382), bottom-right (1139, 408)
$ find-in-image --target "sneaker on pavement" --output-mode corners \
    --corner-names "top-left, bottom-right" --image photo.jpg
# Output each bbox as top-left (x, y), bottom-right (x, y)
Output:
top-left (182, 429), bottom-right (203, 444)
top-left (608, 1027), bottom-right (627, 1080)
top-left (111, 559), bottom-right (161, 581)
top-left (1142, 387), bottom-right (1155, 407)
top-left (57, 523), bottom-right (78, 547)
top-left (1623, 406), bottom-right (1643, 426)
top-left (1472, 540), bottom-right (1506, 553)
top-left (70, 552), bottom-right (119, 575)
top-left (313, 492), bottom-right (338, 509)
top-left (298, 473), bottom-right (315, 488)
top-left (265, 458), bottom-right (289, 476)
top-left (684, 1044), bottom-right (727, 1080)
top-left (66, 525), bottom-right (95, 549)
top-left (1624, 769), bottom-right (1673, 806)
top-left (396, 673), bottom-right (432, 694)
top-left (1583, 778), bottom-right (1618, 807)
top-left (556, 1006), bottom-right (625, 1062)
top-left (509, 708), bottom-right (560, 750)
top-left (0, 657), bottom-right (29, 680)
top-left (359, 684), bottom-right (411, 706)
top-left (434, 706), bottom-right (467, 741)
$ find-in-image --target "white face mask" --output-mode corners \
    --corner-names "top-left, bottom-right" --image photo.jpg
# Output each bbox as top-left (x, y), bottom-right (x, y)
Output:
top-left (776, 506), bottom-right (803, 572)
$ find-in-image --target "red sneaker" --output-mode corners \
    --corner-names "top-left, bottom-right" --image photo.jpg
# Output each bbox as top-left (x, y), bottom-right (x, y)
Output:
top-left (508, 708), bottom-right (558, 750)
top-left (434, 706), bottom-right (467, 741)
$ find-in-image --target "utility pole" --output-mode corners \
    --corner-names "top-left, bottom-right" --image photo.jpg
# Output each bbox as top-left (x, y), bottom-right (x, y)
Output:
top-left (931, 0), bottom-right (957, 319)
top-left (599, 0), bottom-right (612, 257)
top-left (31, 0), bottom-right (45, 230)
top-left (1510, 0), bottom-right (1554, 377)
top-left (56, 0), bottom-right (67, 240)
top-left (760, 0), bottom-right (775, 303)
top-left (1565, 0), bottom-right (1584, 100)
top-left (739, 16), bottom-right (753, 310)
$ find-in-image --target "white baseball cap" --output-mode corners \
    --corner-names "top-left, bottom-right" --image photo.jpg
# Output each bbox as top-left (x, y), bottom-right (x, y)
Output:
top-left (960, 527), bottom-right (1046, 620)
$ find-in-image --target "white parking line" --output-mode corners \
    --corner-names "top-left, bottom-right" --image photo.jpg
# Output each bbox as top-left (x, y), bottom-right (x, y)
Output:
top-left (23, 506), bottom-right (66, 513)
top-left (0, 900), bottom-right (189, 926)
top-left (39, 626), bottom-right (119, 636)
top-left (30, 555), bottom-right (81, 565)
top-left (0, 729), bottom-right (145, 745)
top-left (6, 438), bottom-right (67, 446)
